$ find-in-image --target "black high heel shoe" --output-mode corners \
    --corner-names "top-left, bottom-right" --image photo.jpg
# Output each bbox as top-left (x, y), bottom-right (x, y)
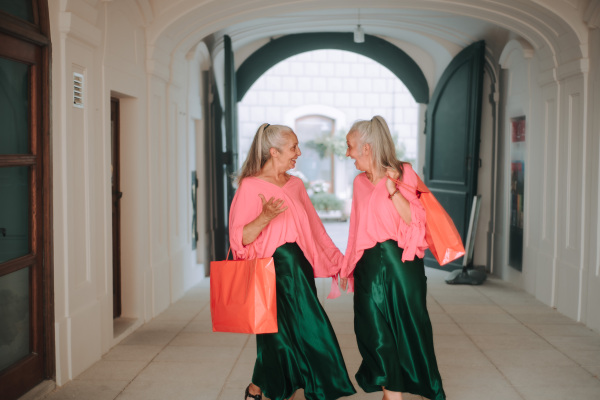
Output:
top-left (245, 384), bottom-right (262, 400)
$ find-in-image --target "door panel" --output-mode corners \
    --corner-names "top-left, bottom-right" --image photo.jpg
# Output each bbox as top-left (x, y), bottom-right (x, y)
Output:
top-left (424, 40), bottom-right (485, 269)
top-left (0, 57), bottom-right (30, 154)
top-left (429, 65), bottom-right (469, 183)
top-left (207, 35), bottom-right (237, 263)
top-left (224, 35), bottom-right (238, 208)
top-left (0, 267), bottom-right (30, 371)
top-left (206, 68), bottom-right (227, 262)
top-left (0, 1), bottom-right (51, 397)
top-left (111, 98), bottom-right (122, 319)
top-left (0, 166), bottom-right (30, 263)
top-left (0, 1), bottom-right (34, 23)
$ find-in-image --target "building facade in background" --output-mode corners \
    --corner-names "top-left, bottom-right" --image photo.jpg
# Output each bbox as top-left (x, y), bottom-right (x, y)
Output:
top-left (238, 49), bottom-right (419, 210)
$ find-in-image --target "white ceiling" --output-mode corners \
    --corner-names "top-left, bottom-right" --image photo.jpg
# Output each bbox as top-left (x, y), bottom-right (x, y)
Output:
top-left (144, 0), bottom-right (591, 81)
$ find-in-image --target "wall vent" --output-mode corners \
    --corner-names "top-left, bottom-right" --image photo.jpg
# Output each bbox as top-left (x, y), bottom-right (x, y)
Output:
top-left (73, 72), bottom-right (84, 108)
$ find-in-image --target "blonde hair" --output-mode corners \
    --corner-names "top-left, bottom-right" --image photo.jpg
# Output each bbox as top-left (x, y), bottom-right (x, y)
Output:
top-left (237, 123), bottom-right (293, 183)
top-left (349, 115), bottom-right (405, 179)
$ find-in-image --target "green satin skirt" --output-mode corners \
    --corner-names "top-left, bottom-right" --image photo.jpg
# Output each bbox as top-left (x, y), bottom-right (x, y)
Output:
top-left (252, 242), bottom-right (356, 400)
top-left (353, 240), bottom-right (445, 400)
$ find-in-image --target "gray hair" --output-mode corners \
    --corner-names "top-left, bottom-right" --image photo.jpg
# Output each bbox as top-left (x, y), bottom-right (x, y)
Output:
top-left (349, 115), bottom-right (405, 179)
top-left (237, 123), bottom-right (294, 183)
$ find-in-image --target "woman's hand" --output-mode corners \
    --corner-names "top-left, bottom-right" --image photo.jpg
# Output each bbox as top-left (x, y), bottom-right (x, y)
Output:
top-left (340, 277), bottom-right (348, 291)
top-left (259, 194), bottom-right (288, 221)
top-left (385, 168), bottom-right (412, 224)
top-left (242, 194), bottom-right (287, 245)
top-left (385, 168), bottom-right (400, 196)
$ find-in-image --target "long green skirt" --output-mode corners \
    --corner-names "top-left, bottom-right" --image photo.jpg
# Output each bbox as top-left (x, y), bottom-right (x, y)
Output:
top-left (353, 240), bottom-right (445, 400)
top-left (252, 242), bottom-right (356, 400)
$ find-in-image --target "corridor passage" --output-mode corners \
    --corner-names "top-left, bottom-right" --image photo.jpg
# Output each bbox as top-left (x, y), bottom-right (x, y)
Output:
top-left (32, 222), bottom-right (600, 400)
top-left (32, 273), bottom-right (600, 400)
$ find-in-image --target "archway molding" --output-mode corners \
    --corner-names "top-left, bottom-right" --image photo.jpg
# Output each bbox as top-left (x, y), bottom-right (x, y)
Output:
top-left (236, 33), bottom-right (429, 104)
top-left (146, 0), bottom-right (588, 87)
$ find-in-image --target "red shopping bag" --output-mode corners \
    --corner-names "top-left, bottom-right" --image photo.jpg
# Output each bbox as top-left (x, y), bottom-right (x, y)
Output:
top-left (210, 250), bottom-right (278, 334)
top-left (394, 176), bottom-right (465, 266)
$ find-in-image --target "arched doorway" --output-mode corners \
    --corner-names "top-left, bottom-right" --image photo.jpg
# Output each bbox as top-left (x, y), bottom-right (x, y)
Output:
top-left (236, 33), bottom-right (429, 103)
top-left (213, 33), bottom-right (484, 270)
top-left (238, 48), bottom-right (421, 221)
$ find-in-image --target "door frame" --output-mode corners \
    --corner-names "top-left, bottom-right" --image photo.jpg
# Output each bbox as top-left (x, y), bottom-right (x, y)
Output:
top-left (0, 0), bottom-right (54, 397)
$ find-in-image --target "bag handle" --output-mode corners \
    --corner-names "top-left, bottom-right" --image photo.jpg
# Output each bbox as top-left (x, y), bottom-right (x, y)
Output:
top-left (224, 243), bottom-right (252, 260)
top-left (387, 176), bottom-right (423, 199)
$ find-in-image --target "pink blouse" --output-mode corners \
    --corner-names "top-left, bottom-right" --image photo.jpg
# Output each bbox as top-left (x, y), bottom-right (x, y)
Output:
top-left (229, 176), bottom-right (343, 297)
top-left (341, 164), bottom-right (428, 290)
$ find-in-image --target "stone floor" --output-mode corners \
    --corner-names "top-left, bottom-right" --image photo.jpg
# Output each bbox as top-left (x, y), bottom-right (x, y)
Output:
top-left (33, 223), bottom-right (600, 400)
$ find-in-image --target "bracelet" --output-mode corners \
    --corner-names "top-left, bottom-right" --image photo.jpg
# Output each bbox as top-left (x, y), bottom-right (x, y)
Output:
top-left (388, 189), bottom-right (399, 199)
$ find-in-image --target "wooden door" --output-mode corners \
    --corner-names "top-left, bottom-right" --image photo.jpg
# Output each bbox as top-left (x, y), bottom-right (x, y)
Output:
top-left (424, 41), bottom-right (486, 269)
top-left (0, 1), bottom-right (53, 398)
top-left (111, 98), bottom-right (122, 318)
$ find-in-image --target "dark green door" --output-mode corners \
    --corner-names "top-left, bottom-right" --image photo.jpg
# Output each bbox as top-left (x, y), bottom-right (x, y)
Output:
top-left (424, 41), bottom-right (485, 269)
top-left (206, 67), bottom-right (227, 262)
top-left (206, 36), bottom-right (238, 263)
top-left (224, 35), bottom-right (238, 208)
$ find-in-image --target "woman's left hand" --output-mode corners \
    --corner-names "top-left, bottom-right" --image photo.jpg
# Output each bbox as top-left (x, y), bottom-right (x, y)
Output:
top-left (340, 277), bottom-right (348, 291)
top-left (385, 168), bottom-right (400, 195)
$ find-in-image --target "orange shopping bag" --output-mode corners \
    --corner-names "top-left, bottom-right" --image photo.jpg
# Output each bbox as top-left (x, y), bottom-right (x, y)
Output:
top-left (394, 175), bottom-right (465, 266)
top-left (210, 250), bottom-right (278, 334)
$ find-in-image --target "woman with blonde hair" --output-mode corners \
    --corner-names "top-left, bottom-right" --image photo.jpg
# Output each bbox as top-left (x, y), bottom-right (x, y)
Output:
top-left (229, 123), bottom-right (355, 400)
top-left (341, 116), bottom-right (445, 400)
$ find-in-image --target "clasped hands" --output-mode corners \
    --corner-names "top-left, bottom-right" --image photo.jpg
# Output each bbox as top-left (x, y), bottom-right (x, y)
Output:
top-left (257, 173), bottom-right (396, 293)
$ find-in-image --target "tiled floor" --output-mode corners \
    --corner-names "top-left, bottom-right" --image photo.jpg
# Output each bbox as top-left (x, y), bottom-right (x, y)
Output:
top-left (36, 223), bottom-right (600, 400)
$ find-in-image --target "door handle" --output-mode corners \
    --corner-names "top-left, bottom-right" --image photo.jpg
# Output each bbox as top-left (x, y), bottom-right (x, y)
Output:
top-left (0, 228), bottom-right (6, 237)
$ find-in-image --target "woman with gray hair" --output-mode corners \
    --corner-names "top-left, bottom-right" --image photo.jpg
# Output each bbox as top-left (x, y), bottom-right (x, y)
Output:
top-left (229, 123), bottom-right (355, 400)
top-left (341, 116), bottom-right (445, 400)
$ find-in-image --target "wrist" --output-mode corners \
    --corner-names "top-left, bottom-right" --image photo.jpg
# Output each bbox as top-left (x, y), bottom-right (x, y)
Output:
top-left (388, 188), bottom-right (400, 199)
top-left (258, 212), bottom-right (271, 225)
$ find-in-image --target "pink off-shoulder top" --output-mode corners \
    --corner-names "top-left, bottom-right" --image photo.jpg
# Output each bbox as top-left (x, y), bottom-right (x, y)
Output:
top-left (341, 164), bottom-right (428, 291)
top-left (229, 176), bottom-right (343, 297)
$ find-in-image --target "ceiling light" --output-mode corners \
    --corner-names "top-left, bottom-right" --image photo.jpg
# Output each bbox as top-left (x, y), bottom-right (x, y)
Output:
top-left (353, 9), bottom-right (364, 43)
top-left (354, 25), bottom-right (365, 43)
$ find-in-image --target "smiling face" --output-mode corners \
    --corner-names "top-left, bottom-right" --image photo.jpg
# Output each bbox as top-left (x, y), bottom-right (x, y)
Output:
top-left (273, 131), bottom-right (301, 172)
top-left (346, 131), bottom-right (371, 172)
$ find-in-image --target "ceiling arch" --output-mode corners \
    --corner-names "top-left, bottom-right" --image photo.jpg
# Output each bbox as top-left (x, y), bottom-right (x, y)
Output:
top-left (144, 0), bottom-right (589, 83)
top-left (236, 33), bottom-right (430, 104)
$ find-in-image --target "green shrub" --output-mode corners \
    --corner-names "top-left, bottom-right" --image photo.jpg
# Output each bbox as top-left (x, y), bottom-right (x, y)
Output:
top-left (310, 192), bottom-right (344, 211)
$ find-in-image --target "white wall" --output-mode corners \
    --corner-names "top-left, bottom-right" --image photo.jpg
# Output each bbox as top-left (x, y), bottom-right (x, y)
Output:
top-left (496, 40), bottom-right (532, 290)
top-left (49, 0), bottom-right (205, 385)
top-left (498, 34), bottom-right (599, 331)
top-left (584, 25), bottom-right (600, 333)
